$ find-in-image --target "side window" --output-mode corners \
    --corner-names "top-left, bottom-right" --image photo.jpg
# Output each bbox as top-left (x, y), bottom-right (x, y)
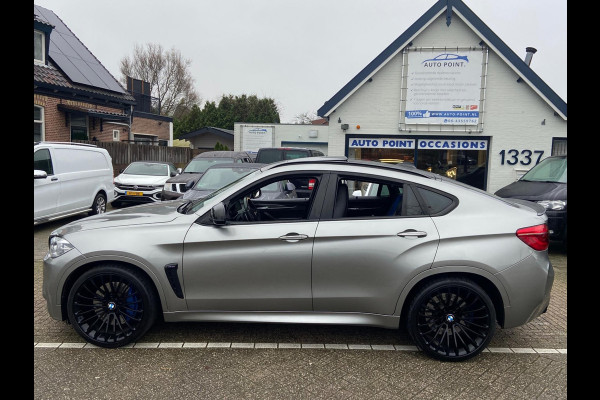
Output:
top-left (34, 149), bottom-right (53, 175)
top-left (334, 176), bottom-right (426, 219)
top-left (226, 174), bottom-right (319, 223)
top-left (417, 187), bottom-right (454, 215)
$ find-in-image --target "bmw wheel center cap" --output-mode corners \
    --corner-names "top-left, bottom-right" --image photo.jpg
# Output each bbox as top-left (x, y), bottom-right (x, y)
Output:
top-left (446, 314), bottom-right (455, 323)
top-left (107, 302), bottom-right (116, 311)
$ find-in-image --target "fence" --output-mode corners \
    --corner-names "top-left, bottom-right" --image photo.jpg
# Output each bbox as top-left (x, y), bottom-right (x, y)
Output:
top-left (72, 140), bottom-right (205, 175)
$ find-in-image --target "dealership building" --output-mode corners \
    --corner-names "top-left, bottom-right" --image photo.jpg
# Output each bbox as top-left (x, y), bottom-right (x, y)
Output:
top-left (234, 0), bottom-right (566, 193)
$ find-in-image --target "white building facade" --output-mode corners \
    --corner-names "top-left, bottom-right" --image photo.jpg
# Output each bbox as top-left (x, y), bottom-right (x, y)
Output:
top-left (234, 0), bottom-right (566, 193)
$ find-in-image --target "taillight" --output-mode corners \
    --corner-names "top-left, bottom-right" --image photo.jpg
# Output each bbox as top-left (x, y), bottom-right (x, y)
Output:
top-left (516, 224), bottom-right (549, 251)
top-left (308, 179), bottom-right (316, 190)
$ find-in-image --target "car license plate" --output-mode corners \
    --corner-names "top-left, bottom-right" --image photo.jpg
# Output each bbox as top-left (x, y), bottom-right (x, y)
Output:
top-left (126, 191), bottom-right (143, 196)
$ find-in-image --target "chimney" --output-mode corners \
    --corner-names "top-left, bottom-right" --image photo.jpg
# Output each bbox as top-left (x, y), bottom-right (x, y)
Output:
top-left (524, 47), bottom-right (537, 66)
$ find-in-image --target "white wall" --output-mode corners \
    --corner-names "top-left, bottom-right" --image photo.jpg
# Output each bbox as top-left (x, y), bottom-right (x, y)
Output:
top-left (234, 123), bottom-right (330, 155)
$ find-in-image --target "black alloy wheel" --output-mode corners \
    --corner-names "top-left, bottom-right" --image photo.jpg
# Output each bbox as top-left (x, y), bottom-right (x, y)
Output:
top-left (407, 278), bottom-right (496, 361)
top-left (67, 265), bottom-right (157, 348)
top-left (89, 193), bottom-right (107, 216)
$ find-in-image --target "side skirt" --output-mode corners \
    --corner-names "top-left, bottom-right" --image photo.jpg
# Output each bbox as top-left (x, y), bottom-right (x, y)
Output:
top-left (162, 311), bottom-right (400, 329)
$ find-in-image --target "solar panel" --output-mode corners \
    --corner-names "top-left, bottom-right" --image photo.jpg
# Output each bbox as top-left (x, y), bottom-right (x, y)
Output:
top-left (34, 5), bottom-right (127, 95)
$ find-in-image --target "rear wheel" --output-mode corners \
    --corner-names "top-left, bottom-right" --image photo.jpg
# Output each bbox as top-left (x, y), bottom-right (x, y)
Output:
top-left (407, 277), bottom-right (496, 361)
top-left (89, 193), bottom-right (107, 216)
top-left (66, 265), bottom-right (157, 348)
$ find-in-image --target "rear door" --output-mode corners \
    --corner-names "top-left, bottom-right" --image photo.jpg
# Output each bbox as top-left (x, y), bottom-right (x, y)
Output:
top-left (311, 173), bottom-right (440, 315)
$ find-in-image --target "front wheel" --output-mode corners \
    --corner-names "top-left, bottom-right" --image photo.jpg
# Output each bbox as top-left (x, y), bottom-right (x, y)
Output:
top-left (407, 277), bottom-right (496, 361)
top-left (66, 265), bottom-right (157, 348)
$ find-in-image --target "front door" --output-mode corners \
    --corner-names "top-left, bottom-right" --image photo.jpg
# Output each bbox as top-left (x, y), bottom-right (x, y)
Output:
top-left (34, 148), bottom-right (60, 220)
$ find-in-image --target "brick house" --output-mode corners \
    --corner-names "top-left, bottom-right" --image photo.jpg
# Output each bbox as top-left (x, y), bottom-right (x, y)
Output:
top-left (34, 5), bottom-right (172, 146)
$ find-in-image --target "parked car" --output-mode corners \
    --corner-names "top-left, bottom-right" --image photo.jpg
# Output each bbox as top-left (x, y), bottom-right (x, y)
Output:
top-left (161, 151), bottom-right (253, 201)
top-left (34, 142), bottom-right (114, 224)
top-left (43, 157), bottom-right (553, 361)
top-left (182, 163), bottom-right (297, 201)
top-left (255, 147), bottom-right (325, 197)
top-left (495, 155), bottom-right (567, 248)
top-left (113, 161), bottom-right (179, 207)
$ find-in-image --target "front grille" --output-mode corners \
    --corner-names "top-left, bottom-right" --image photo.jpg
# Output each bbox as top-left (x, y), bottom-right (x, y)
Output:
top-left (167, 183), bottom-right (189, 193)
top-left (116, 184), bottom-right (157, 191)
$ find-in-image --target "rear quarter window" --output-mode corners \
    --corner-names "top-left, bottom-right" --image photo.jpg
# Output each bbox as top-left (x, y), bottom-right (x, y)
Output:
top-left (416, 187), bottom-right (455, 215)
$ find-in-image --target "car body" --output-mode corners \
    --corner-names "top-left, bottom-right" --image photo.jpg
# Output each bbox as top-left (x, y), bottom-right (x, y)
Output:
top-left (255, 147), bottom-right (325, 197)
top-left (161, 151), bottom-right (253, 201)
top-left (422, 53), bottom-right (469, 63)
top-left (43, 157), bottom-right (553, 361)
top-left (113, 161), bottom-right (178, 207)
top-left (495, 155), bottom-right (567, 248)
top-left (181, 163), bottom-right (297, 201)
top-left (34, 142), bottom-right (114, 224)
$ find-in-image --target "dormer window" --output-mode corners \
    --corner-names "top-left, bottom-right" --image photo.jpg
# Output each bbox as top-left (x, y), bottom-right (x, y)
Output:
top-left (34, 30), bottom-right (45, 63)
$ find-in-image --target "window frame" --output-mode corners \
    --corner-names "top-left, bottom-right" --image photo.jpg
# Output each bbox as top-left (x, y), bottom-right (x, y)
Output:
top-left (201, 171), bottom-right (331, 225)
top-left (34, 105), bottom-right (45, 142)
top-left (320, 172), bottom-right (430, 221)
top-left (70, 114), bottom-right (89, 141)
top-left (412, 184), bottom-right (459, 217)
top-left (34, 29), bottom-right (45, 64)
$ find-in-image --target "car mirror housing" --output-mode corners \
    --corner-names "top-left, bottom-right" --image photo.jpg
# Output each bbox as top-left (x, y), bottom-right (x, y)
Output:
top-left (34, 170), bottom-right (48, 179)
top-left (285, 182), bottom-right (296, 192)
top-left (177, 168), bottom-right (183, 174)
top-left (186, 181), bottom-right (195, 189)
top-left (170, 171), bottom-right (177, 177)
top-left (211, 202), bottom-right (227, 225)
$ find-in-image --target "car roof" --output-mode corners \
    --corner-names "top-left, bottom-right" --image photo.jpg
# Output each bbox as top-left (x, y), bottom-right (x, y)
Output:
top-left (257, 147), bottom-right (315, 151)
top-left (205, 163), bottom-right (266, 170)
top-left (261, 156), bottom-right (437, 179)
top-left (194, 151), bottom-right (251, 159)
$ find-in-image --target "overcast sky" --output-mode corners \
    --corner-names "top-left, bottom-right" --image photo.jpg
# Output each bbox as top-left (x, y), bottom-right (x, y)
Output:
top-left (34, 0), bottom-right (567, 123)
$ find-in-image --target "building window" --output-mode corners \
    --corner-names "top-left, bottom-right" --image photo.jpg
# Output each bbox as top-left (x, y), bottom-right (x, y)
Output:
top-left (34, 30), bottom-right (45, 63)
top-left (113, 130), bottom-right (120, 141)
top-left (552, 138), bottom-right (567, 156)
top-left (133, 134), bottom-right (158, 145)
top-left (70, 114), bottom-right (89, 141)
top-left (34, 105), bottom-right (44, 142)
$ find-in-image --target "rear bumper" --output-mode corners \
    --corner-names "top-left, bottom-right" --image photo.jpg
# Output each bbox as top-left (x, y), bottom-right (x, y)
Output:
top-left (495, 250), bottom-right (554, 328)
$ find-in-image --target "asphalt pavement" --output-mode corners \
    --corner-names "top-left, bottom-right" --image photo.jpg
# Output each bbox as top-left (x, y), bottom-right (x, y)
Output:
top-left (34, 206), bottom-right (567, 399)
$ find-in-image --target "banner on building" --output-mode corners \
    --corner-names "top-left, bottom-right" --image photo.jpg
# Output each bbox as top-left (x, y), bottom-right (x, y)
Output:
top-left (241, 126), bottom-right (274, 152)
top-left (405, 50), bottom-right (483, 125)
top-left (349, 138), bottom-right (416, 149)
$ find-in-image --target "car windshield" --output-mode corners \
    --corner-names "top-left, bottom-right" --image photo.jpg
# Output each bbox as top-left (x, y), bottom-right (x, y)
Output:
top-left (184, 158), bottom-right (235, 173)
top-left (123, 162), bottom-right (168, 176)
top-left (186, 169), bottom-right (261, 214)
top-left (194, 167), bottom-right (258, 190)
top-left (520, 157), bottom-right (567, 183)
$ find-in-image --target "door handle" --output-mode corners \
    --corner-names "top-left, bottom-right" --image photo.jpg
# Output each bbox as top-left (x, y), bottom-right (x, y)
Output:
top-left (397, 229), bottom-right (427, 238)
top-left (51, 177), bottom-right (58, 181)
top-left (279, 233), bottom-right (309, 242)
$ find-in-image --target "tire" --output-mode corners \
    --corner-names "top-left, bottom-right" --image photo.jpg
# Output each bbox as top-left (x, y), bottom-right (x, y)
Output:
top-left (89, 192), bottom-right (107, 216)
top-left (406, 277), bottom-right (496, 362)
top-left (66, 265), bottom-right (157, 348)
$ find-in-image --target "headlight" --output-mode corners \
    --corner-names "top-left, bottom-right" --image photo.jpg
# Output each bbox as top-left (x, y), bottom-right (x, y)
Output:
top-left (537, 200), bottom-right (567, 211)
top-left (48, 236), bottom-right (74, 258)
top-left (164, 183), bottom-right (172, 191)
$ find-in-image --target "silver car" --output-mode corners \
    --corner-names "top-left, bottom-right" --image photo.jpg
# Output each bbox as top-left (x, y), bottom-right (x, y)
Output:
top-left (43, 157), bottom-right (553, 361)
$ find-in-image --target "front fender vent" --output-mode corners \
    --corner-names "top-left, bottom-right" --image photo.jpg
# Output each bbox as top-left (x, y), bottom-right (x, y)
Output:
top-left (164, 263), bottom-right (184, 299)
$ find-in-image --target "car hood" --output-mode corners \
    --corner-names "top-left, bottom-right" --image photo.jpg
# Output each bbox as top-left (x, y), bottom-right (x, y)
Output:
top-left (115, 174), bottom-right (170, 186)
top-left (166, 172), bottom-right (203, 184)
top-left (52, 200), bottom-right (188, 236)
top-left (495, 180), bottom-right (566, 201)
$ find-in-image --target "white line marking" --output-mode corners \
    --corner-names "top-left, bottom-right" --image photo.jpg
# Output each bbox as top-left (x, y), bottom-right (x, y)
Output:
top-left (34, 342), bottom-right (568, 355)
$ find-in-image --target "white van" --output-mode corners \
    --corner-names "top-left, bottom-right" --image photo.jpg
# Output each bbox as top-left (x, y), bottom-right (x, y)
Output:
top-left (34, 142), bottom-right (115, 224)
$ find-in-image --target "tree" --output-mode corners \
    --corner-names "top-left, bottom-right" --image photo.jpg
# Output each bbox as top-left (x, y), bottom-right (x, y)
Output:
top-left (173, 94), bottom-right (281, 138)
top-left (292, 111), bottom-right (319, 124)
top-left (120, 43), bottom-right (200, 117)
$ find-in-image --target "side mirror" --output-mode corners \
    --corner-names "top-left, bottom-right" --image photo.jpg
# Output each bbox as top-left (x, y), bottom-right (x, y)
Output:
top-left (185, 180), bottom-right (195, 190)
top-left (34, 170), bottom-right (48, 179)
top-left (352, 190), bottom-right (362, 197)
top-left (210, 202), bottom-right (227, 225)
top-left (119, 169), bottom-right (124, 174)
top-left (170, 170), bottom-right (177, 177)
top-left (285, 182), bottom-right (296, 192)
top-left (177, 168), bottom-right (183, 174)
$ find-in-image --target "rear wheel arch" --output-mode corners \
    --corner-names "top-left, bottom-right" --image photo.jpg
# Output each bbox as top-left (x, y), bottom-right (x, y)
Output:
top-left (398, 271), bottom-right (505, 329)
top-left (60, 260), bottom-right (164, 322)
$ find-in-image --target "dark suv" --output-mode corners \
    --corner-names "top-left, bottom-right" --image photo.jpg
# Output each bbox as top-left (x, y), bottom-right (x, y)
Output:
top-left (255, 147), bottom-right (325, 197)
top-left (495, 155), bottom-right (567, 249)
top-left (161, 151), bottom-right (253, 200)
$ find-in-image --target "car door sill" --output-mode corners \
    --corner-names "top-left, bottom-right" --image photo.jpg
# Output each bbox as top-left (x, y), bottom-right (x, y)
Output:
top-left (163, 311), bottom-right (400, 329)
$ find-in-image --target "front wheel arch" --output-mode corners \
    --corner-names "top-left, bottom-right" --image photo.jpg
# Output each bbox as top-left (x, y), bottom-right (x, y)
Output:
top-left (60, 260), bottom-right (163, 322)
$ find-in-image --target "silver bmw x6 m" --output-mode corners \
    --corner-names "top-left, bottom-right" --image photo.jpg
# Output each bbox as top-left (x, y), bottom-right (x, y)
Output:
top-left (43, 157), bottom-right (553, 361)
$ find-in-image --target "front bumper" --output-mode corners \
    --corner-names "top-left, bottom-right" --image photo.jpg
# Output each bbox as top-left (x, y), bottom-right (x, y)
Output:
top-left (42, 247), bottom-right (86, 321)
top-left (161, 190), bottom-right (184, 201)
top-left (495, 250), bottom-right (554, 328)
top-left (114, 187), bottom-right (162, 204)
